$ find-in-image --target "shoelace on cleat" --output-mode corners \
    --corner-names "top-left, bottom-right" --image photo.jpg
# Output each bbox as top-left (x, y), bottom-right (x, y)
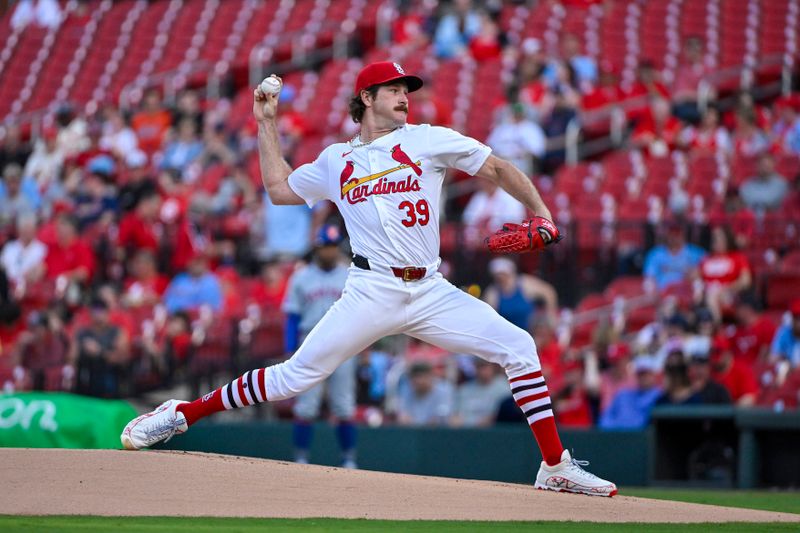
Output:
top-left (144, 418), bottom-right (181, 444)
top-left (566, 455), bottom-right (601, 481)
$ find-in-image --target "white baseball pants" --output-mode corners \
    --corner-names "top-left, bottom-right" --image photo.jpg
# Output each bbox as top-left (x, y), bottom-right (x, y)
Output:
top-left (264, 266), bottom-right (541, 401)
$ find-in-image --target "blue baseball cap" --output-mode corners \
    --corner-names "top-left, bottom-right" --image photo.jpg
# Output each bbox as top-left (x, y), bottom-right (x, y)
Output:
top-left (315, 224), bottom-right (343, 247)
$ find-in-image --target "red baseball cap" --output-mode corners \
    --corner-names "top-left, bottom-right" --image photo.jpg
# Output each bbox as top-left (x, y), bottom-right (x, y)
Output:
top-left (790, 298), bottom-right (800, 317)
top-left (354, 61), bottom-right (424, 96)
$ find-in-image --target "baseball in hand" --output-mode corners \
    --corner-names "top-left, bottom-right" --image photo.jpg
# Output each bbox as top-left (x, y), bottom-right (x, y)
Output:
top-left (260, 76), bottom-right (282, 96)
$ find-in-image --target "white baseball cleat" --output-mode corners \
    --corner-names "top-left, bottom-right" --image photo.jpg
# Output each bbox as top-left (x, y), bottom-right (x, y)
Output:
top-left (121, 399), bottom-right (188, 450)
top-left (534, 449), bottom-right (618, 497)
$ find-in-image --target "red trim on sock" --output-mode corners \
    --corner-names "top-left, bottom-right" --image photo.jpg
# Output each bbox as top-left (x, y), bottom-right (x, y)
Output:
top-left (509, 370), bottom-right (543, 383)
top-left (236, 376), bottom-right (248, 406)
top-left (514, 390), bottom-right (551, 406)
top-left (255, 368), bottom-right (267, 401)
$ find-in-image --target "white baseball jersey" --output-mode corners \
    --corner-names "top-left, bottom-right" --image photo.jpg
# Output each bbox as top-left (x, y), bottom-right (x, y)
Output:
top-left (288, 124), bottom-right (492, 267)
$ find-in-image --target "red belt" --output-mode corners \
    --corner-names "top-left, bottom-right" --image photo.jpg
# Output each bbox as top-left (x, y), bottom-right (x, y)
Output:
top-left (390, 266), bottom-right (427, 281)
top-left (353, 254), bottom-right (426, 281)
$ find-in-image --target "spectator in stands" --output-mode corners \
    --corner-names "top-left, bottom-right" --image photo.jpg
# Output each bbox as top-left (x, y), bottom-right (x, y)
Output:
top-left (699, 225), bottom-right (752, 321)
top-left (451, 359), bottom-right (508, 427)
top-left (708, 186), bottom-right (755, 249)
top-left (160, 118), bottom-right (204, 176)
top-left (622, 60), bottom-right (669, 121)
top-left (0, 125), bottom-right (32, 169)
top-left (55, 104), bottom-right (90, 159)
top-left (630, 97), bottom-right (682, 157)
top-left (132, 89), bottom-right (171, 155)
top-left (553, 358), bottom-right (593, 428)
top-left (0, 163), bottom-right (38, 229)
top-left (709, 335), bottom-right (758, 406)
top-left (72, 160), bottom-right (119, 230)
top-left (172, 90), bottom-right (204, 132)
top-left (0, 267), bottom-right (21, 329)
top-left (655, 350), bottom-right (693, 405)
top-left (12, 308), bottom-right (70, 391)
top-left (117, 189), bottom-right (161, 256)
top-left (599, 355), bottom-right (661, 430)
top-left (731, 292), bottom-right (776, 366)
top-left (598, 342), bottom-right (635, 414)
top-left (396, 361), bottom-right (454, 426)
top-left (408, 83), bottom-right (452, 127)
top-left (118, 151), bottom-right (157, 212)
top-left (643, 222), bottom-right (706, 292)
top-left (686, 351), bottom-right (732, 404)
top-left (163, 252), bottom-right (223, 314)
top-left (70, 298), bottom-right (129, 398)
top-left (545, 33), bottom-right (597, 91)
top-left (483, 257), bottom-right (558, 330)
top-left (23, 127), bottom-right (63, 190)
top-left (250, 260), bottom-right (290, 311)
top-left (44, 213), bottom-right (94, 285)
top-left (732, 105), bottom-right (770, 158)
top-left (99, 109), bottom-right (140, 165)
top-left (680, 106), bottom-right (732, 155)
top-left (485, 102), bottom-right (546, 177)
top-left (258, 191), bottom-right (312, 259)
top-left (672, 36), bottom-right (712, 124)
top-left (770, 299), bottom-right (800, 368)
top-left (468, 10), bottom-right (504, 62)
top-left (433, 0), bottom-right (480, 59)
top-left (769, 95), bottom-right (800, 155)
top-left (739, 152), bottom-right (789, 213)
top-left (201, 122), bottom-right (237, 168)
top-left (462, 174), bottom-right (526, 242)
top-left (581, 61), bottom-right (623, 111)
top-left (122, 250), bottom-right (168, 308)
top-left (392, 0), bottom-right (431, 50)
top-left (0, 213), bottom-right (46, 288)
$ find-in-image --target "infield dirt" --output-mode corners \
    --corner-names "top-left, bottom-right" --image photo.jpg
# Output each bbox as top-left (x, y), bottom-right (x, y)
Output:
top-left (1, 448), bottom-right (798, 523)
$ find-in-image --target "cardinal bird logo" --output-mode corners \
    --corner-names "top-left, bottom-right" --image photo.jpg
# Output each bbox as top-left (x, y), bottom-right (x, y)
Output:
top-left (339, 161), bottom-right (356, 199)
top-left (391, 144), bottom-right (422, 176)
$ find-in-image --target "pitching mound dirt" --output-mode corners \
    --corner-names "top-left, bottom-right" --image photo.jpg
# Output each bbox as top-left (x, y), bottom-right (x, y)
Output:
top-left (1, 449), bottom-right (797, 522)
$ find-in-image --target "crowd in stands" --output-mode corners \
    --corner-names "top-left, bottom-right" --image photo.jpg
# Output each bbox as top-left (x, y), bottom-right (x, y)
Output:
top-left (0, 0), bottom-right (798, 430)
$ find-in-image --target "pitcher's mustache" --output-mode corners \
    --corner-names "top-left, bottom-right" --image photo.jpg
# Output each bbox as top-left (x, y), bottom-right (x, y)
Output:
top-left (395, 105), bottom-right (408, 112)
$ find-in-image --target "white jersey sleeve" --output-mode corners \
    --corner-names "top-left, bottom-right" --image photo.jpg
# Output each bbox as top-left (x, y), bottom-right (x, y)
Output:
top-left (427, 125), bottom-right (492, 176)
top-left (287, 147), bottom-right (333, 207)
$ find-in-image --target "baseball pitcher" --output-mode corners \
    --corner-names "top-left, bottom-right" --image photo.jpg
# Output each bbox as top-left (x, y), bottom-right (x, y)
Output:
top-left (122, 61), bottom-right (616, 496)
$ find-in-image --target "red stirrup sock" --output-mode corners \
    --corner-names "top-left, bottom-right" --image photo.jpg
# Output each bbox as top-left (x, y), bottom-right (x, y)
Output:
top-left (508, 370), bottom-right (564, 466)
top-left (177, 368), bottom-right (269, 426)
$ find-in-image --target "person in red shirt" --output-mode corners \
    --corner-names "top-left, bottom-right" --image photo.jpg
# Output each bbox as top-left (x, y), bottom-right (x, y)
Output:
top-left (710, 334), bottom-right (759, 406)
top-left (408, 84), bottom-right (453, 127)
top-left (731, 293), bottom-right (777, 367)
top-left (631, 97), bottom-right (683, 157)
top-left (122, 249), bottom-right (169, 308)
top-left (250, 260), bottom-right (290, 311)
top-left (553, 358), bottom-right (593, 428)
top-left (700, 225), bottom-right (752, 321)
top-left (117, 189), bottom-right (162, 257)
top-left (621, 60), bottom-right (669, 123)
top-left (468, 11), bottom-right (503, 62)
top-left (44, 214), bottom-right (95, 284)
top-left (582, 62), bottom-right (623, 111)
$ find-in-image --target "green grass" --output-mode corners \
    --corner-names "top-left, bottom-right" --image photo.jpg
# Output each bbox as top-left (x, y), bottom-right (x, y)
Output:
top-left (0, 517), bottom-right (796, 533)
top-left (624, 488), bottom-right (800, 515)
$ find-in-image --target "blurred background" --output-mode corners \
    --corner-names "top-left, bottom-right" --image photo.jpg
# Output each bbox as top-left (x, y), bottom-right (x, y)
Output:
top-left (0, 0), bottom-right (798, 490)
